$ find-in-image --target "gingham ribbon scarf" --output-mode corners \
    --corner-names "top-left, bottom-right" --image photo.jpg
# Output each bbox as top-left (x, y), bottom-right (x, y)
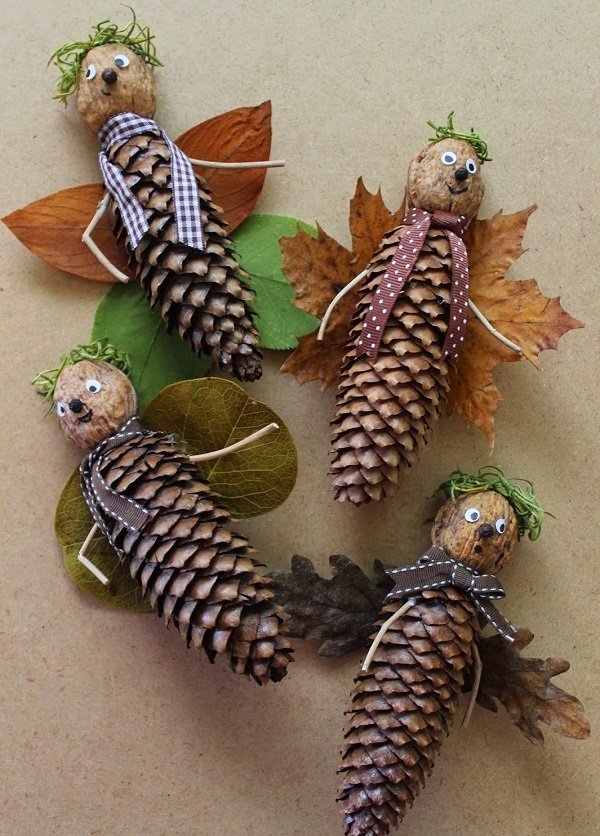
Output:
top-left (385, 544), bottom-right (518, 641)
top-left (98, 112), bottom-right (204, 251)
top-left (357, 208), bottom-right (469, 365)
top-left (80, 416), bottom-right (152, 534)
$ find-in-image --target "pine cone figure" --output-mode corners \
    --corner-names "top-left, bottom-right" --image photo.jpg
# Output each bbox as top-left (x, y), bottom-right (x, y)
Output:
top-left (331, 225), bottom-right (452, 504)
top-left (109, 132), bottom-right (263, 382)
top-left (338, 589), bottom-right (479, 835)
top-left (84, 425), bottom-right (291, 683)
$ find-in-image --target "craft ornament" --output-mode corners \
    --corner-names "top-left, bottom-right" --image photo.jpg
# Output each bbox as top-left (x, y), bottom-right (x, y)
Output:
top-left (337, 469), bottom-right (545, 835)
top-left (48, 12), bottom-right (287, 382)
top-left (34, 341), bottom-right (293, 684)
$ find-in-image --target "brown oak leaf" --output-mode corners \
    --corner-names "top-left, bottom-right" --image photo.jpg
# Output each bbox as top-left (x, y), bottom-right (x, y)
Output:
top-left (280, 182), bottom-right (583, 441)
top-left (2, 102), bottom-right (274, 283)
top-left (269, 554), bottom-right (390, 656)
top-left (476, 628), bottom-right (591, 743)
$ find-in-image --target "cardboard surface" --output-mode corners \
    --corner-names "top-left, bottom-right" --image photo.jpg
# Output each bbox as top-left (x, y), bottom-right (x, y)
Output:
top-left (1, 2), bottom-right (598, 834)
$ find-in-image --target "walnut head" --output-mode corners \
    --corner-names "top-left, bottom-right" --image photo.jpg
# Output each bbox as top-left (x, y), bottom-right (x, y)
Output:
top-left (407, 138), bottom-right (484, 221)
top-left (431, 490), bottom-right (519, 573)
top-left (76, 44), bottom-right (156, 133)
top-left (53, 360), bottom-right (137, 449)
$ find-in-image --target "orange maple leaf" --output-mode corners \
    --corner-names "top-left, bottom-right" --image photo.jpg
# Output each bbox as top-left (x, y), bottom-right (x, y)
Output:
top-left (280, 180), bottom-right (583, 442)
top-left (2, 102), bottom-right (274, 283)
top-left (280, 178), bottom-right (405, 388)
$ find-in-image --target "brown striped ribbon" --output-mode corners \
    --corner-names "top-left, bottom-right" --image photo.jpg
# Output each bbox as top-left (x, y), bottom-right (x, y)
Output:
top-left (80, 416), bottom-right (152, 534)
top-left (385, 544), bottom-right (518, 642)
top-left (357, 208), bottom-right (470, 365)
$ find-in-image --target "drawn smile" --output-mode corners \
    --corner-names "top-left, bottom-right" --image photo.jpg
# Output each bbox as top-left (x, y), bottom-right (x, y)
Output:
top-left (78, 410), bottom-right (94, 424)
top-left (446, 182), bottom-right (468, 196)
top-left (100, 89), bottom-right (111, 97)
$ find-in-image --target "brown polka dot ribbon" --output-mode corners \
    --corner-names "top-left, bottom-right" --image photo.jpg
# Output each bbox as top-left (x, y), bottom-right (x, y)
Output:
top-left (357, 208), bottom-right (470, 364)
top-left (385, 545), bottom-right (518, 642)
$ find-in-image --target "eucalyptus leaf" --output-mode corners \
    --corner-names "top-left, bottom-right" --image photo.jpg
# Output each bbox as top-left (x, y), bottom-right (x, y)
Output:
top-left (231, 214), bottom-right (319, 350)
top-left (144, 377), bottom-right (297, 517)
top-left (54, 469), bottom-right (151, 612)
top-left (91, 283), bottom-right (213, 412)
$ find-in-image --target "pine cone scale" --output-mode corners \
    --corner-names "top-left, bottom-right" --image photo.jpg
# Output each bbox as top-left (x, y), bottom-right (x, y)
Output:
top-left (93, 428), bottom-right (292, 682)
top-left (109, 134), bottom-right (262, 381)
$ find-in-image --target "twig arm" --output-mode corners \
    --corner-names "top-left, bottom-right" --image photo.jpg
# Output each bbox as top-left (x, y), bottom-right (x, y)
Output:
top-left (82, 194), bottom-right (131, 283)
top-left (317, 269), bottom-right (369, 341)
top-left (77, 523), bottom-right (109, 586)
top-left (189, 422), bottom-right (279, 463)
top-left (188, 158), bottom-right (285, 170)
top-left (462, 641), bottom-right (482, 728)
top-left (362, 599), bottom-right (416, 672)
top-left (468, 299), bottom-right (523, 355)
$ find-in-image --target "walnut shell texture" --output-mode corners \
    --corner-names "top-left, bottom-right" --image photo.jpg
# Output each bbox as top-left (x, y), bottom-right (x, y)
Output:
top-left (54, 360), bottom-right (137, 449)
top-left (76, 44), bottom-right (156, 133)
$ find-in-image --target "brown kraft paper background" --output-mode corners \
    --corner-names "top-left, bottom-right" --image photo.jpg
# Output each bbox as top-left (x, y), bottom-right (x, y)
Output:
top-left (0, 1), bottom-right (598, 834)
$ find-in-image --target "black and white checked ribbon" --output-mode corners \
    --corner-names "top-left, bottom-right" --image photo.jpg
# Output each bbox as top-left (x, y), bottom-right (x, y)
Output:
top-left (98, 111), bottom-right (204, 251)
top-left (385, 544), bottom-right (518, 641)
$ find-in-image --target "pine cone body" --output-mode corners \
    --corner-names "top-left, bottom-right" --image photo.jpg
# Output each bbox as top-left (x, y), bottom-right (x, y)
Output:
top-left (107, 132), bottom-right (262, 381)
top-left (331, 225), bottom-right (452, 504)
top-left (84, 426), bottom-right (291, 683)
top-left (338, 588), bottom-right (479, 835)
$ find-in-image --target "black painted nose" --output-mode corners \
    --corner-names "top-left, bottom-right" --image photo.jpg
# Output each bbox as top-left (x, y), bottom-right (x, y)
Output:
top-left (455, 167), bottom-right (469, 181)
top-left (479, 523), bottom-right (494, 539)
top-left (69, 399), bottom-right (84, 413)
top-left (102, 68), bottom-right (118, 85)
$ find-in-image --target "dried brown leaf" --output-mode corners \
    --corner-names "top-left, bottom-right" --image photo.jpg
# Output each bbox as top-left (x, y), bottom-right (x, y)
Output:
top-left (176, 101), bottom-right (273, 232)
top-left (349, 177), bottom-right (406, 267)
top-left (447, 207), bottom-right (584, 442)
top-left (2, 184), bottom-right (129, 283)
top-left (280, 179), bottom-right (405, 388)
top-left (269, 554), bottom-right (390, 656)
top-left (3, 104), bottom-right (273, 281)
top-left (281, 188), bottom-right (583, 436)
top-left (477, 628), bottom-right (591, 743)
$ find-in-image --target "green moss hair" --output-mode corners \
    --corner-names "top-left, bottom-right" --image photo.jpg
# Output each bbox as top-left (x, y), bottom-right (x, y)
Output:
top-left (32, 339), bottom-right (131, 403)
top-left (436, 466), bottom-right (547, 540)
top-left (427, 112), bottom-right (492, 165)
top-left (49, 7), bottom-right (162, 104)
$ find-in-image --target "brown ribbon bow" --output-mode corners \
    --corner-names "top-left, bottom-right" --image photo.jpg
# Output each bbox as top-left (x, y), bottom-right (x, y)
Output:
top-left (357, 208), bottom-right (470, 364)
top-left (80, 416), bottom-right (152, 536)
top-left (385, 545), bottom-right (518, 642)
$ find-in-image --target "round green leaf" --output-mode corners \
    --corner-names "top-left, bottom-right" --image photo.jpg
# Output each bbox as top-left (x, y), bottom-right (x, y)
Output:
top-left (143, 377), bottom-right (297, 517)
top-left (54, 469), bottom-right (151, 612)
top-left (231, 214), bottom-right (319, 350)
top-left (91, 283), bottom-right (213, 413)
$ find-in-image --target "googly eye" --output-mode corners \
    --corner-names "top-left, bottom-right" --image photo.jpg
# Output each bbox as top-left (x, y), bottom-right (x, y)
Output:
top-left (85, 65), bottom-right (96, 81)
top-left (114, 54), bottom-right (130, 68)
top-left (464, 507), bottom-right (480, 523)
top-left (56, 402), bottom-right (67, 417)
top-left (495, 518), bottom-right (506, 534)
top-left (85, 379), bottom-right (102, 394)
top-left (441, 150), bottom-right (457, 166)
top-left (466, 158), bottom-right (477, 174)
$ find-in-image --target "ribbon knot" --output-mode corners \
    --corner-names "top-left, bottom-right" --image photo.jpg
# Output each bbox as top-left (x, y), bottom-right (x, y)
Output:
top-left (98, 111), bottom-right (204, 251)
top-left (80, 416), bottom-right (152, 536)
top-left (385, 545), bottom-right (518, 642)
top-left (356, 207), bottom-right (469, 364)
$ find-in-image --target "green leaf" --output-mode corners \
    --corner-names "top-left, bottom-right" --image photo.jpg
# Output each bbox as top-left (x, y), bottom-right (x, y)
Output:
top-left (54, 469), bottom-right (151, 613)
top-left (231, 214), bottom-right (319, 350)
top-left (143, 377), bottom-right (297, 517)
top-left (91, 283), bottom-right (213, 412)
